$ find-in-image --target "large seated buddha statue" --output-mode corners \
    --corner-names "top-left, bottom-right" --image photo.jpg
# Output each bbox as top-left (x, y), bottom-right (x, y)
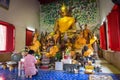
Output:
top-left (54, 4), bottom-right (76, 36)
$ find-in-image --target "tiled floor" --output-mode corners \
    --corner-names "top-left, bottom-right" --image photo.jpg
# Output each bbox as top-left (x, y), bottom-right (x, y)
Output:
top-left (0, 58), bottom-right (120, 80)
top-left (95, 59), bottom-right (120, 74)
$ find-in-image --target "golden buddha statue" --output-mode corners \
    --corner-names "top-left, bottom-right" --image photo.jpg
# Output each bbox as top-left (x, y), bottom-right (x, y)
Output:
top-left (65, 38), bottom-right (72, 48)
top-left (83, 24), bottom-right (91, 44)
top-left (45, 45), bottom-right (59, 58)
top-left (54, 4), bottom-right (76, 34)
top-left (74, 32), bottom-right (86, 49)
top-left (83, 44), bottom-right (93, 57)
top-left (29, 29), bottom-right (41, 55)
top-left (90, 33), bottom-right (97, 45)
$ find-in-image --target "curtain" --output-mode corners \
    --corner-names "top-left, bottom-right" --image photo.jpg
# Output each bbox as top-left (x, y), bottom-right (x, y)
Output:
top-left (26, 29), bottom-right (33, 46)
top-left (107, 5), bottom-right (120, 51)
top-left (6, 24), bottom-right (15, 52)
top-left (100, 24), bottom-right (107, 50)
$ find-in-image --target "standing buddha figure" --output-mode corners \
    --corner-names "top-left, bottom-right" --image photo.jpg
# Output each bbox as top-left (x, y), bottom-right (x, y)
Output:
top-left (83, 24), bottom-right (91, 44)
top-left (29, 29), bottom-right (41, 55)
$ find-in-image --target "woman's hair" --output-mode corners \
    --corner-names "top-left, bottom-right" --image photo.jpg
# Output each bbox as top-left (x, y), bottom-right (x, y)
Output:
top-left (28, 50), bottom-right (35, 55)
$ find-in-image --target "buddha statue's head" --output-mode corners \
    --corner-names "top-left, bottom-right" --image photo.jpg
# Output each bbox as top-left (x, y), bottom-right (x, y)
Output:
top-left (60, 3), bottom-right (68, 16)
top-left (84, 24), bottom-right (88, 29)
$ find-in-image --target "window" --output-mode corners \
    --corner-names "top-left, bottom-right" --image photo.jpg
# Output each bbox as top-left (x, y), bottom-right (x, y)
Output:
top-left (0, 21), bottom-right (15, 53)
top-left (0, 25), bottom-right (6, 51)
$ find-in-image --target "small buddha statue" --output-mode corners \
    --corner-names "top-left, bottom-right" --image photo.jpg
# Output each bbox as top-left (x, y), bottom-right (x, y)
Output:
top-left (74, 31), bottom-right (86, 49)
top-left (83, 24), bottom-right (91, 44)
top-left (29, 29), bottom-right (41, 55)
top-left (65, 38), bottom-right (72, 48)
top-left (90, 33), bottom-right (97, 45)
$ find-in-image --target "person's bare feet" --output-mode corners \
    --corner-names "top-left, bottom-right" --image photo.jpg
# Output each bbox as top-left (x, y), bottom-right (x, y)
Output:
top-left (29, 76), bottom-right (32, 78)
top-left (26, 76), bottom-right (28, 78)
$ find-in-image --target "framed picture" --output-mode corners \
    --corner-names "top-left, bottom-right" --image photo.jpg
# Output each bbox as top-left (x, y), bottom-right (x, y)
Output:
top-left (0, 0), bottom-right (10, 10)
